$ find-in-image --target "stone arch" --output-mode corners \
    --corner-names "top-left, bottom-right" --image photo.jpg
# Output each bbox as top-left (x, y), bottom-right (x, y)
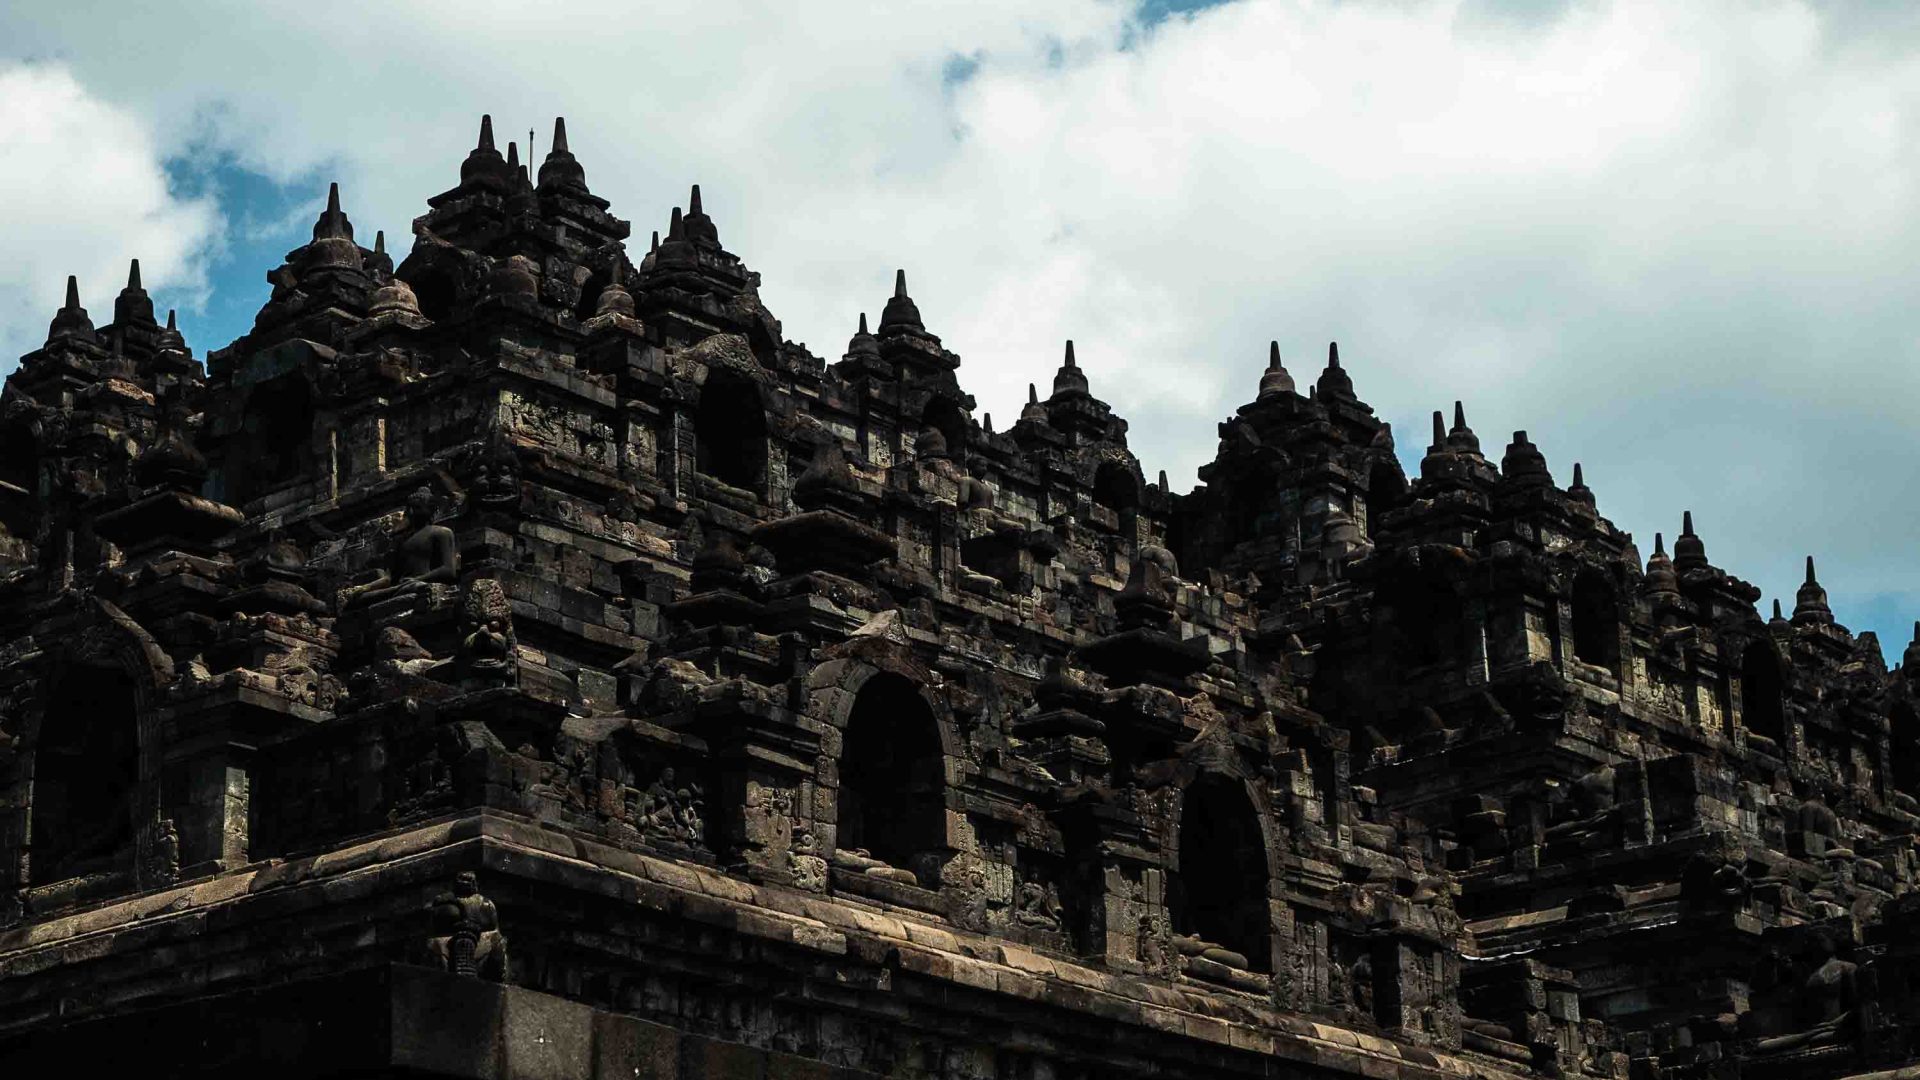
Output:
top-left (1570, 568), bottom-right (1621, 674)
top-left (1741, 639), bottom-right (1787, 745)
top-left (1365, 458), bottom-right (1406, 530)
top-left (692, 366), bottom-right (768, 493)
top-left (1092, 460), bottom-right (1140, 517)
top-left (1392, 577), bottom-right (1465, 670)
top-left (228, 374), bottom-right (316, 504)
top-left (1891, 700), bottom-right (1920, 800)
top-left (17, 599), bottom-right (171, 890)
top-left (0, 414), bottom-right (37, 496)
top-left (397, 243), bottom-right (472, 324)
top-left (921, 396), bottom-right (968, 458)
top-left (1168, 769), bottom-right (1276, 973)
top-left (807, 649), bottom-right (963, 890)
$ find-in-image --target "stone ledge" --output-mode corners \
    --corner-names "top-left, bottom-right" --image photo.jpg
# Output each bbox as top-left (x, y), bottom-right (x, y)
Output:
top-left (0, 812), bottom-right (1533, 1080)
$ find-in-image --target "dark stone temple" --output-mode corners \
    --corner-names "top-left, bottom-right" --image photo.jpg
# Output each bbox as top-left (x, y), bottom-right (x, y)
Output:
top-left (2, 115), bottom-right (1918, 1079)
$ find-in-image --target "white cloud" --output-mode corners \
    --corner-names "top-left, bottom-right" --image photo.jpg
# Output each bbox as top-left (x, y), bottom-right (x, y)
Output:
top-left (0, 62), bottom-right (220, 365)
top-left (2, 0), bottom-right (1918, 637)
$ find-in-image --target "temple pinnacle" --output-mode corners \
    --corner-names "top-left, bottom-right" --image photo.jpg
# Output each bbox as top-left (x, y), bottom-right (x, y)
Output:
top-left (64, 274), bottom-right (79, 309)
top-left (1431, 410), bottom-right (1445, 446)
top-left (127, 258), bottom-right (142, 291)
top-left (689, 184), bottom-right (703, 215)
top-left (1269, 341), bottom-right (1282, 371)
top-left (1805, 555), bottom-right (1818, 584)
top-left (506, 141), bottom-right (520, 169)
top-left (1328, 341), bottom-right (1341, 368)
top-left (894, 269), bottom-right (908, 298)
top-left (858, 313), bottom-right (870, 334)
top-left (1064, 340), bottom-right (1077, 369)
top-left (552, 116), bottom-right (569, 154)
top-left (478, 114), bottom-right (496, 152)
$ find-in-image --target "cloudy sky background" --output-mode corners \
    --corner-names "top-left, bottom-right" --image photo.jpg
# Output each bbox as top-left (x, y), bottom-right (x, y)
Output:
top-left (2, 0), bottom-right (1916, 658)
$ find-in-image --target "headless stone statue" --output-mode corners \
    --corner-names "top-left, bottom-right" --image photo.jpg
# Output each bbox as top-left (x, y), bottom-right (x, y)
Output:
top-left (346, 487), bottom-right (458, 610)
top-left (425, 871), bottom-right (508, 981)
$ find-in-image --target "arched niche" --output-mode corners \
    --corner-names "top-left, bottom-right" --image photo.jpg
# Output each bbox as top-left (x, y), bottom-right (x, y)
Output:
top-left (1570, 570), bottom-right (1621, 674)
top-left (1093, 461), bottom-right (1140, 516)
top-left (1394, 580), bottom-right (1465, 670)
top-left (399, 255), bottom-right (463, 324)
top-left (0, 420), bottom-right (36, 496)
top-left (229, 375), bottom-right (314, 504)
top-left (1891, 702), bottom-right (1920, 801)
top-left (835, 671), bottom-right (949, 887)
top-left (1169, 774), bottom-right (1272, 972)
top-left (922, 396), bottom-right (967, 458)
top-left (693, 368), bottom-right (768, 493)
top-left (1365, 460), bottom-right (1406, 531)
top-left (28, 666), bottom-right (141, 885)
top-left (1741, 640), bottom-right (1787, 745)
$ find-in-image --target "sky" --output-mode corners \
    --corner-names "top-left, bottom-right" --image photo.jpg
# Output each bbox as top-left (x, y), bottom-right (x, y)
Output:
top-left (1, 0), bottom-right (1916, 660)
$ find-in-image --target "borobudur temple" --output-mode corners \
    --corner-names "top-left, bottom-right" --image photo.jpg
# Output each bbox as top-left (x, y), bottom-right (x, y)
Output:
top-left (1, 115), bottom-right (1917, 1080)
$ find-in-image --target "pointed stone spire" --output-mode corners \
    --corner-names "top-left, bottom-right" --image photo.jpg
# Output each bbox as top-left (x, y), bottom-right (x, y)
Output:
top-left (1673, 510), bottom-right (1707, 570)
top-left (312, 182), bottom-right (354, 241)
top-left (1445, 400), bottom-right (1481, 455)
top-left (506, 141), bottom-right (533, 188)
top-left (113, 259), bottom-right (156, 325)
top-left (668, 206), bottom-right (685, 241)
top-left (1052, 340), bottom-right (1090, 397)
top-left (1568, 462), bottom-right (1595, 506)
top-left (844, 311), bottom-right (880, 362)
top-left (537, 116), bottom-right (589, 192)
top-left (47, 274), bottom-right (94, 342)
top-left (1771, 598), bottom-right (1790, 627)
top-left (1429, 410), bottom-right (1447, 452)
top-left (876, 268), bottom-right (927, 337)
top-left (1645, 532), bottom-right (1680, 600)
top-left (155, 308), bottom-right (187, 354)
top-left (639, 229), bottom-right (660, 272)
top-left (1316, 340), bottom-right (1354, 400)
top-left (365, 228), bottom-right (392, 279)
top-left (683, 183), bottom-right (720, 247)
top-left (301, 183), bottom-right (363, 271)
top-left (1158, 469), bottom-right (1170, 491)
top-left (1793, 555), bottom-right (1833, 626)
top-left (983, 413), bottom-right (994, 434)
top-left (460, 114), bottom-right (509, 185)
top-left (1021, 382), bottom-right (1048, 423)
top-left (1258, 340), bottom-right (1295, 399)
